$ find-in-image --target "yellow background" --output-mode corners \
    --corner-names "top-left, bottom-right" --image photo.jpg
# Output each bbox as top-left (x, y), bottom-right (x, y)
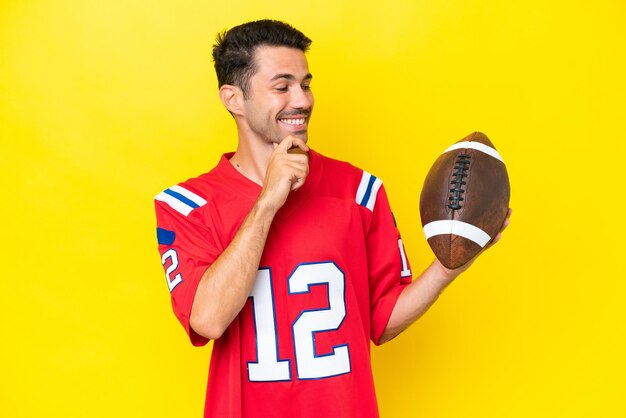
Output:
top-left (1, 0), bottom-right (624, 417)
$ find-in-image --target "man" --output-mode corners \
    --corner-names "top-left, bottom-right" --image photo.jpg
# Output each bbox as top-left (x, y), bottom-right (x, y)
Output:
top-left (154, 19), bottom-right (509, 418)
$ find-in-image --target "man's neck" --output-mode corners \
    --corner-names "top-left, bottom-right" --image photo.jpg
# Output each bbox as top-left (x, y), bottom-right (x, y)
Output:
top-left (229, 135), bottom-right (275, 186)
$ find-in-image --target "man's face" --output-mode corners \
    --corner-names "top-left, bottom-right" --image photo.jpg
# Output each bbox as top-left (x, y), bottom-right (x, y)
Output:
top-left (241, 46), bottom-right (314, 144)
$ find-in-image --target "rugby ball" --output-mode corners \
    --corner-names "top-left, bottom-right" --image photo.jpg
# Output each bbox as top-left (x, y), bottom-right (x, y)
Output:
top-left (419, 132), bottom-right (510, 269)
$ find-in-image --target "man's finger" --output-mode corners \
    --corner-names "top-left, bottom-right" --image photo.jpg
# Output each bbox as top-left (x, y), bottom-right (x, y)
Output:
top-left (288, 146), bottom-right (308, 156)
top-left (499, 208), bottom-right (512, 233)
top-left (276, 135), bottom-right (309, 154)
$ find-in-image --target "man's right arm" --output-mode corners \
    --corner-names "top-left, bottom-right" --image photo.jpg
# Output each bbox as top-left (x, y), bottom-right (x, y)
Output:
top-left (189, 137), bottom-right (309, 340)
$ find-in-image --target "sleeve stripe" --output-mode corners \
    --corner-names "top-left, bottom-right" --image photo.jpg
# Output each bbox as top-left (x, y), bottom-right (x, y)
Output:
top-left (163, 188), bottom-right (200, 210)
top-left (169, 185), bottom-right (207, 206)
top-left (155, 185), bottom-right (207, 216)
top-left (356, 171), bottom-right (383, 212)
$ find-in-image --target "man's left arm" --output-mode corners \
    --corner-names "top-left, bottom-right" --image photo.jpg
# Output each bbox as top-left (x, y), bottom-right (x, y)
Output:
top-left (378, 208), bottom-right (512, 344)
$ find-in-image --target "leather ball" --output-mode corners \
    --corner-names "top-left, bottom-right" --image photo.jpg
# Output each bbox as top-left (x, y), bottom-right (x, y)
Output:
top-left (420, 132), bottom-right (510, 269)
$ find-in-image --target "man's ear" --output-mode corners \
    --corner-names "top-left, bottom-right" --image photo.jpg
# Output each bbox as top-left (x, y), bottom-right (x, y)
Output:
top-left (219, 85), bottom-right (245, 116)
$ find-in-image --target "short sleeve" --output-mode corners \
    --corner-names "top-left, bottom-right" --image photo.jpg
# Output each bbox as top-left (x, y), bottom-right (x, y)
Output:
top-left (154, 185), bottom-right (221, 346)
top-left (361, 181), bottom-right (413, 345)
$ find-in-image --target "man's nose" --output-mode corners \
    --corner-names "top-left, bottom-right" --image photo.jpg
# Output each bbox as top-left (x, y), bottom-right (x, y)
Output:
top-left (290, 86), bottom-right (313, 110)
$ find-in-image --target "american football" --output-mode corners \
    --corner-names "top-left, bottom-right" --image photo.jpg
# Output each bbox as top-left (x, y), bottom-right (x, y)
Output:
top-left (419, 132), bottom-right (510, 269)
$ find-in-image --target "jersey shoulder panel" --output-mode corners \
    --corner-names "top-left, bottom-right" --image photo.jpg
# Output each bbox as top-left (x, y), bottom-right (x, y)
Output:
top-left (316, 152), bottom-right (384, 213)
top-left (155, 181), bottom-right (209, 217)
top-left (153, 160), bottom-right (236, 222)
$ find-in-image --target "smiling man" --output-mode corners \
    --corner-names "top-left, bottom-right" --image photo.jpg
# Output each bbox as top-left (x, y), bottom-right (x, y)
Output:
top-left (154, 20), bottom-right (508, 418)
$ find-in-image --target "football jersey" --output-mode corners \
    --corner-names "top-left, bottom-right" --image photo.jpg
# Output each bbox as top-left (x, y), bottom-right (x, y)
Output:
top-left (154, 150), bottom-right (412, 418)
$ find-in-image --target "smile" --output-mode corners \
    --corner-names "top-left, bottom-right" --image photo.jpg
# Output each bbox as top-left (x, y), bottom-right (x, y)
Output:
top-left (279, 118), bottom-right (306, 125)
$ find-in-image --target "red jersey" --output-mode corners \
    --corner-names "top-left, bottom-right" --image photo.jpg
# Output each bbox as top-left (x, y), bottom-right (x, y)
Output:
top-left (154, 150), bottom-right (412, 418)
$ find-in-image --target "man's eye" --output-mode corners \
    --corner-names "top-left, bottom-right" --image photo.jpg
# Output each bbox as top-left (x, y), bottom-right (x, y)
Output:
top-left (302, 84), bottom-right (311, 91)
top-left (275, 86), bottom-right (288, 92)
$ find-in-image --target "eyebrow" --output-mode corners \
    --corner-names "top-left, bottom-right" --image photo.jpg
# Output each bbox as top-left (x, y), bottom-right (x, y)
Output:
top-left (270, 73), bottom-right (313, 82)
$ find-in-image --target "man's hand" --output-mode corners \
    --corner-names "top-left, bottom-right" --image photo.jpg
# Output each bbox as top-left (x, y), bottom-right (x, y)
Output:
top-left (258, 135), bottom-right (310, 212)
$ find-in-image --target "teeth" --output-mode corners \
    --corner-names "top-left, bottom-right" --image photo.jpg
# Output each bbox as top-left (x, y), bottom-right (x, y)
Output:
top-left (281, 118), bottom-right (305, 125)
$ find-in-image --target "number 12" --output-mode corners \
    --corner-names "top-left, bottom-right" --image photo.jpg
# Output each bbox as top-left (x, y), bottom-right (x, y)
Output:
top-left (247, 262), bottom-right (351, 382)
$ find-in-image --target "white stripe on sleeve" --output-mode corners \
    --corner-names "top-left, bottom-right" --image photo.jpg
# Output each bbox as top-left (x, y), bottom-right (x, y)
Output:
top-left (155, 191), bottom-right (195, 216)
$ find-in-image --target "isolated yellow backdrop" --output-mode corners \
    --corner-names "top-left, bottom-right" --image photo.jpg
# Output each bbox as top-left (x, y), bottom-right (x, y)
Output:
top-left (1, 1), bottom-right (625, 417)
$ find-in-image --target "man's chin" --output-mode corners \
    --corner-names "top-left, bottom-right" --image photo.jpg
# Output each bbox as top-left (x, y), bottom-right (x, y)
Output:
top-left (272, 130), bottom-right (308, 144)
top-left (288, 130), bottom-right (308, 142)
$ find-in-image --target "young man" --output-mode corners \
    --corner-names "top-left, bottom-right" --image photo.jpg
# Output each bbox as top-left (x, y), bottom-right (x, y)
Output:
top-left (154, 20), bottom-right (509, 418)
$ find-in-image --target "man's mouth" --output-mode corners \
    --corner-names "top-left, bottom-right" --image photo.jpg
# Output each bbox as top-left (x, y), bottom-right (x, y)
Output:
top-left (279, 117), bottom-right (306, 125)
top-left (278, 116), bottom-right (308, 132)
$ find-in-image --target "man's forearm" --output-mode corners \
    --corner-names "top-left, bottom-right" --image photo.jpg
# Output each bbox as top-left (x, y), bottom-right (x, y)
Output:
top-left (189, 198), bottom-right (278, 340)
top-left (378, 261), bottom-right (457, 344)
top-left (189, 136), bottom-right (310, 340)
top-left (380, 208), bottom-right (511, 344)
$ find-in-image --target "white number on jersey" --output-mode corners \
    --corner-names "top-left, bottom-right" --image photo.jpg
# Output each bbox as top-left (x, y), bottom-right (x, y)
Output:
top-left (247, 262), bottom-right (351, 382)
top-left (398, 238), bottom-right (411, 278)
top-left (248, 269), bottom-right (291, 382)
top-left (161, 249), bottom-right (183, 292)
top-left (289, 262), bottom-right (350, 379)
